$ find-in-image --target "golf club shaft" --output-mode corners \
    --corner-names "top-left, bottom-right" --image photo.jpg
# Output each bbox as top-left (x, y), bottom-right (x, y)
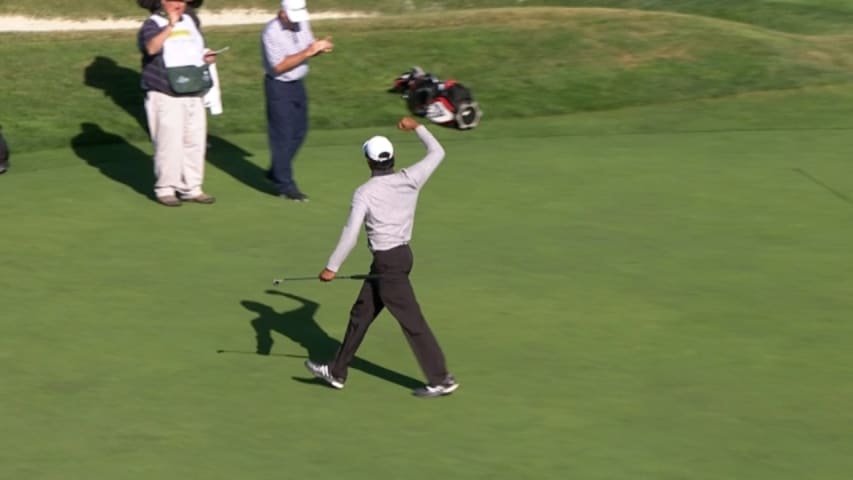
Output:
top-left (338, 274), bottom-right (374, 280)
top-left (272, 274), bottom-right (375, 285)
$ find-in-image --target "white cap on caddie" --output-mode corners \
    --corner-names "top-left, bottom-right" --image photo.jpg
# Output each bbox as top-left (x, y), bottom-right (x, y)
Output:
top-left (281, 0), bottom-right (309, 22)
top-left (363, 136), bottom-right (395, 162)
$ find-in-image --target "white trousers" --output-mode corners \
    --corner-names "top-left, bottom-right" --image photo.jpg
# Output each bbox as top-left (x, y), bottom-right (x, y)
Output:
top-left (145, 91), bottom-right (207, 198)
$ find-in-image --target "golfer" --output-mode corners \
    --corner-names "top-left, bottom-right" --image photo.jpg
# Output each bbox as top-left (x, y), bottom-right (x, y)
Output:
top-left (305, 117), bottom-right (458, 398)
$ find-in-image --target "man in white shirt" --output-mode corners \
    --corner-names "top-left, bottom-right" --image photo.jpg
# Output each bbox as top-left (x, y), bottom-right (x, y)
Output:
top-left (261, 0), bottom-right (333, 201)
top-left (305, 117), bottom-right (458, 398)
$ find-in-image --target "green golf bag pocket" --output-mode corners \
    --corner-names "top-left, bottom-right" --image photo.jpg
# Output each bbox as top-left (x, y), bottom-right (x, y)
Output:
top-left (167, 64), bottom-right (213, 94)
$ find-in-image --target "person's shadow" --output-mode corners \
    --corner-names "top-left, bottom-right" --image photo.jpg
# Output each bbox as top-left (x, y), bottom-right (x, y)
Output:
top-left (206, 135), bottom-right (277, 196)
top-left (83, 56), bottom-right (275, 197)
top-left (84, 56), bottom-right (148, 132)
top-left (71, 122), bottom-right (155, 201)
top-left (242, 290), bottom-right (422, 390)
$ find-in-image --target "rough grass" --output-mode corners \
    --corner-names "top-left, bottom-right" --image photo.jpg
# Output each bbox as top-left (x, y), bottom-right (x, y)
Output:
top-left (2, 8), bottom-right (853, 154)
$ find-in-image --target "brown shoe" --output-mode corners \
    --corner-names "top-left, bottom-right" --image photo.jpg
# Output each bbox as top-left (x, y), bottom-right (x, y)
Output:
top-left (184, 193), bottom-right (216, 204)
top-left (157, 195), bottom-right (182, 207)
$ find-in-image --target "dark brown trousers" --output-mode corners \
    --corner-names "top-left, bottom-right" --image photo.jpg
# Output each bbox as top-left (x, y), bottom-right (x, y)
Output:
top-left (330, 244), bottom-right (448, 386)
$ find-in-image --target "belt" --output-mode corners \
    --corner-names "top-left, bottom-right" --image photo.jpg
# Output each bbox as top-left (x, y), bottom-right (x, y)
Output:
top-left (265, 74), bottom-right (305, 83)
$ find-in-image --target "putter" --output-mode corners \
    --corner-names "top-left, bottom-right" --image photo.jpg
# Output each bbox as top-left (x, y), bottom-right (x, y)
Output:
top-left (272, 274), bottom-right (375, 286)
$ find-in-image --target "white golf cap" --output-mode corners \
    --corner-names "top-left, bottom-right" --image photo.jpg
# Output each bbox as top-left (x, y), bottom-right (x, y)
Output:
top-left (363, 136), bottom-right (395, 162)
top-left (281, 0), bottom-right (309, 22)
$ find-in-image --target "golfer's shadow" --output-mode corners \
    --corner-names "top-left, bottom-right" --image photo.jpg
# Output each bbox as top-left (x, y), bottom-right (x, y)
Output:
top-left (242, 290), bottom-right (422, 389)
top-left (71, 122), bottom-right (155, 201)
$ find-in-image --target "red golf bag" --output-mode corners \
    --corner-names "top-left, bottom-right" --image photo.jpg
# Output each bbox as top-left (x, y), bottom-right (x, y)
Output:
top-left (388, 67), bottom-right (483, 130)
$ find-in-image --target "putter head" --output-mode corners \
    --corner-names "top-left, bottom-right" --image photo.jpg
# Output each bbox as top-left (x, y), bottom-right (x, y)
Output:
top-left (272, 279), bottom-right (282, 286)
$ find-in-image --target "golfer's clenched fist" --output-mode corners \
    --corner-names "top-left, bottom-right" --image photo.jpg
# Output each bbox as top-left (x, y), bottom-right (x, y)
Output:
top-left (398, 117), bottom-right (420, 131)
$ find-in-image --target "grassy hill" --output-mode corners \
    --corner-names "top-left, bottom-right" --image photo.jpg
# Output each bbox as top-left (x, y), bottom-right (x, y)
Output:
top-left (2, 6), bottom-right (852, 154)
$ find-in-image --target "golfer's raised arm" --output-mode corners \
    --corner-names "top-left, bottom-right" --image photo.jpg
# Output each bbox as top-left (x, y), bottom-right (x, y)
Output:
top-left (401, 124), bottom-right (445, 189)
top-left (326, 193), bottom-right (368, 272)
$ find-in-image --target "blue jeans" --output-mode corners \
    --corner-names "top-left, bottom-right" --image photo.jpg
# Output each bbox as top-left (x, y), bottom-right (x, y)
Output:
top-left (264, 76), bottom-right (308, 195)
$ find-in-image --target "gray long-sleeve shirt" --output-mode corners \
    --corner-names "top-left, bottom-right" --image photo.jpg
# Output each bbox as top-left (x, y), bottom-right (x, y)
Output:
top-left (326, 125), bottom-right (445, 272)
